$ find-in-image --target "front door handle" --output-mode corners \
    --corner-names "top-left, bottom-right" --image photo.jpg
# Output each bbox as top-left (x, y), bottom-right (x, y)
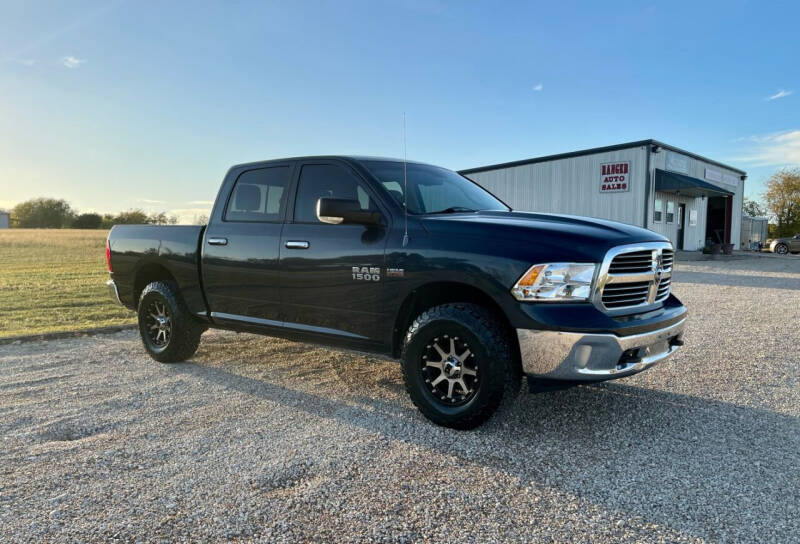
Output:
top-left (285, 240), bottom-right (310, 249)
top-left (207, 237), bottom-right (228, 246)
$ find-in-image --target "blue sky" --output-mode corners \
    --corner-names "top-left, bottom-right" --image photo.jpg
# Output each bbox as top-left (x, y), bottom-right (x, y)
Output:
top-left (1, 0), bottom-right (798, 221)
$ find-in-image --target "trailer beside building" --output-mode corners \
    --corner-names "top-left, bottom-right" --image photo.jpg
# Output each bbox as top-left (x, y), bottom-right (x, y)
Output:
top-left (741, 215), bottom-right (769, 249)
top-left (460, 140), bottom-right (746, 251)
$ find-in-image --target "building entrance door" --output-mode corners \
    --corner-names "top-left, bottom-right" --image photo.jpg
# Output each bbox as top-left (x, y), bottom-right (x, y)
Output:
top-left (677, 203), bottom-right (686, 250)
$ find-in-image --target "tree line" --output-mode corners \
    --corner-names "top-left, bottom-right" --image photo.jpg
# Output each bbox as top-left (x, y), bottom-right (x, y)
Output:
top-left (4, 169), bottom-right (800, 235)
top-left (762, 168), bottom-right (800, 237)
top-left (5, 198), bottom-right (182, 229)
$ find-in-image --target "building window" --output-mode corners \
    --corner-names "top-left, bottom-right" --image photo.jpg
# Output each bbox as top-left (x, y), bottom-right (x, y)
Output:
top-left (654, 198), bottom-right (663, 223)
top-left (666, 201), bottom-right (675, 224)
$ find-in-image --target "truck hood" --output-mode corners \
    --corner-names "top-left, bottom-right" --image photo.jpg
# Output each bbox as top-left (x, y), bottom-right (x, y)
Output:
top-left (420, 211), bottom-right (668, 259)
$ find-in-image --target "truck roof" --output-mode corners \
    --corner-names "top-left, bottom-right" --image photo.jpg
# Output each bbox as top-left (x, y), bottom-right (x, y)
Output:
top-left (230, 155), bottom-right (436, 170)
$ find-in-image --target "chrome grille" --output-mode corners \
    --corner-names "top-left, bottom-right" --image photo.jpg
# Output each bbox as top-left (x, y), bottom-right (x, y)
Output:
top-left (608, 250), bottom-right (654, 274)
top-left (601, 281), bottom-right (651, 308)
top-left (661, 249), bottom-right (674, 270)
top-left (596, 243), bottom-right (674, 313)
top-left (655, 277), bottom-right (671, 301)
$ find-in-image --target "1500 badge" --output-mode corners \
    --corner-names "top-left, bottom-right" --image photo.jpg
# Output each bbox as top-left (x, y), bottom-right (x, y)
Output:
top-left (352, 266), bottom-right (380, 281)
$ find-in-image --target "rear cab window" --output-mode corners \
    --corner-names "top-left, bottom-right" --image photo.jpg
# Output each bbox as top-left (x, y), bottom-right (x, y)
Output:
top-left (225, 166), bottom-right (290, 222)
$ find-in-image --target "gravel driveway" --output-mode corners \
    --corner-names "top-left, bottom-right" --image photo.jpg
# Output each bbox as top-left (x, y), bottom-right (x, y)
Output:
top-left (2, 257), bottom-right (798, 543)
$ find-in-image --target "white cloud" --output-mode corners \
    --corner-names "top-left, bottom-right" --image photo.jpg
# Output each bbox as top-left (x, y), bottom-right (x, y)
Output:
top-left (61, 56), bottom-right (85, 68)
top-left (533, 83), bottom-right (543, 92)
top-left (732, 130), bottom-right (800, 166)
top-left (187, 200), bottom-right (214, 205)
top-left (138, 198), bottom-right (166, 205)
top-left (766, 89), bottom-right (793, 101)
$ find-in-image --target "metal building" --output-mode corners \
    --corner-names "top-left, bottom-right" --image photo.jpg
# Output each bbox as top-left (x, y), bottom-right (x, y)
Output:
top-left (0, 211), bottom-right (9, 229)
top-left (460, 140), bottom-right (746, 251)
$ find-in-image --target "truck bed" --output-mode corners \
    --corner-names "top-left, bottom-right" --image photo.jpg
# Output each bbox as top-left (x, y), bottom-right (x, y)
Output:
top-left (107, 225), bottom-right (207, 314)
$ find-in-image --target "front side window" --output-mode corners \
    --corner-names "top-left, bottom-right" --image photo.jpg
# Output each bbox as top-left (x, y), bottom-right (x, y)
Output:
top-left (361, 161), bottom-right (509, 214)
top-left (654, 198), bottom-right (664, 223)
top-left (666, 201), bottom-right (675, 223)
top-left (225, 167), bottom-right (290, 222)
top-left (294, 164), bottom-right (376, 223)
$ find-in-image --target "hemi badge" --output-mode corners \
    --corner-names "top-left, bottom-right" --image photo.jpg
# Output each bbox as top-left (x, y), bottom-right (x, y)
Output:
top-left (386, 268), bottom-right (404, 278)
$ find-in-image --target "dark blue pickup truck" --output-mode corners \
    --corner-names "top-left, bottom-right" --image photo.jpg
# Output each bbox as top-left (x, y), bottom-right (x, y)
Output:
top-left (106, 156), bottom-right (686, 428)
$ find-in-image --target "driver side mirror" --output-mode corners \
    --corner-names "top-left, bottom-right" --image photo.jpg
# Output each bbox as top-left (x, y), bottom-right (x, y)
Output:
top-left (316, 198), bottom-right (383, 226)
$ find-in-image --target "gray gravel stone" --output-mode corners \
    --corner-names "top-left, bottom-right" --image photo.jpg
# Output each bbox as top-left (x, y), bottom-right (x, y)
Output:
top-left (1, 256), bottom-right (798, 542)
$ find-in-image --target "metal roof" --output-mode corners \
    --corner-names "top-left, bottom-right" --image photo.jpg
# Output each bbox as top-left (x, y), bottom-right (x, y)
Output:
top-left (655, 169), bottom-right (734, 197)
top-left (458, 139), bottom-right (746, 176)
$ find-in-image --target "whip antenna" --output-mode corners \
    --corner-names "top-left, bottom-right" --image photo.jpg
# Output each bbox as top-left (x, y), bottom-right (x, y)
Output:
top-left (402, 112), bottom-right (409, 247)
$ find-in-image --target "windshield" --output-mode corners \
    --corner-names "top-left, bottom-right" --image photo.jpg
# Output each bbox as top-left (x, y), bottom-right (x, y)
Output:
top-left (361, 160), bottom-right (509, 214)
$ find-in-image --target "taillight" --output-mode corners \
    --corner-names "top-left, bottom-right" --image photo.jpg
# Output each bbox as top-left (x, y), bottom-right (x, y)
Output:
top-left (105, 240), bottom-right (112, 272)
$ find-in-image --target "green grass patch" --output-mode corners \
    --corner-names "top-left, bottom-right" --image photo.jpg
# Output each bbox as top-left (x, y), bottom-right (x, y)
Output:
top-left (0, 229), bottom-right (135, 338)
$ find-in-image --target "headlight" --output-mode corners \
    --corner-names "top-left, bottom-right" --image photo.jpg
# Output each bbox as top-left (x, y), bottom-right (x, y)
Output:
top-left (511, 263), bottom-right (597, 302)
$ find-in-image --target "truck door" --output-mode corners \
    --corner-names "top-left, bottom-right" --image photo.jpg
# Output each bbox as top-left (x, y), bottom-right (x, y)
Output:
top-left (279, 161), bottom-right (389, 344)
top-left (202, 163), bottom-right (293, 324)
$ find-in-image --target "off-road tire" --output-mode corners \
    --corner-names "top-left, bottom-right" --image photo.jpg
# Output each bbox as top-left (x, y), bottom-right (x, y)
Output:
top-left (401, 303), bottom-right (521, 429)
top-left (138, 281), bottom-right (203, 363)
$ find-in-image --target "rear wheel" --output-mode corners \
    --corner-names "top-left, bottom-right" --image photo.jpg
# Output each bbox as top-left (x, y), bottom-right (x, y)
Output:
top-left (401, 303), bottom-right (520, 429)
top-left (776, 243), bottom-right (789, 255)
top-left (138, 281), bottom-right (203, 363)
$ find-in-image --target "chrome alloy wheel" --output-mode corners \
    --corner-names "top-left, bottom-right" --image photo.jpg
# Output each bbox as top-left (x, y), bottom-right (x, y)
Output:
top-left (421, 335), bottom-right (479, 405)
top-left (146, 300), bottom-right (172, 347)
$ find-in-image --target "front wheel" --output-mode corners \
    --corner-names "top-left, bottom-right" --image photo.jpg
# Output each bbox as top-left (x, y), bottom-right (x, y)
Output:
top-left (775, 243), bottom-right (789, 255)
top-left (138, 281), bottom-right (203, 363)
top-left (401, 303), bottom-right (520, 429)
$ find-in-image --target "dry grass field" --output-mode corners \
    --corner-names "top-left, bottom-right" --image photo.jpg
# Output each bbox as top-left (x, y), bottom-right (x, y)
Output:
top-left (0, 229), bottom-right (135, 338)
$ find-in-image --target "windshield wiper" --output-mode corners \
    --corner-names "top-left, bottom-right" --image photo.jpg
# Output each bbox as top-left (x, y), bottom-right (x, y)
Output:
top-left (428, 206), bottom-right (478, 214)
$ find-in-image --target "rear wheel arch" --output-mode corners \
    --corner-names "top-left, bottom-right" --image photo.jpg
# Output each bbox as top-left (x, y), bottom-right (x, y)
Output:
top-left (133, 263), bottom-right (178, 307)
top-left (391, 282), bottom-right (521, 371)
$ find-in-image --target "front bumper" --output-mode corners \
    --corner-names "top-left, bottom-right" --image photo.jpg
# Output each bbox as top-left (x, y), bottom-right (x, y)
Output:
top-left (517, 318), bottom-right (685, 381)
top-left (106, 279), bottom-right (123, 306)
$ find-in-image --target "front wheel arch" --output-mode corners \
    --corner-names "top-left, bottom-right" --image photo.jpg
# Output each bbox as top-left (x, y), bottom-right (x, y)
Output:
top-left (391, 282), bottom-right (520, 369)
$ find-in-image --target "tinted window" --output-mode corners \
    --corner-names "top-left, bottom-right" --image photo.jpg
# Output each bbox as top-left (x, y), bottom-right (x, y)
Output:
top-left (361, 161), bottom-right (508, 214)
top-left (225, 167), bottom-right (290, 222)
top-left (294, 164), bottom-right (375, 223)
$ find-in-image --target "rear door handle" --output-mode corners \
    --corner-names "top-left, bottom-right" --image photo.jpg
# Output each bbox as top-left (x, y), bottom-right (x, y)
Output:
top-left (285, 240), bottom-right (310, 249)
top-left (207, 237), bottom-right (228, 246)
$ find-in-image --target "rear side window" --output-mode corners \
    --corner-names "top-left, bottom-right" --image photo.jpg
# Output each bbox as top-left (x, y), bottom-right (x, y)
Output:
top-left (225, 167), bottom-right (290, 222)
top-left (293, 164), bottom-right (376, 223)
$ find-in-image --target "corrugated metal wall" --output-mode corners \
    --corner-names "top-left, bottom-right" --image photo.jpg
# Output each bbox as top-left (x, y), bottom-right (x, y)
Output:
top-left (464, 146), bottom-right (648, 226)
top-left (464, 143), bottom-right (745, 252)
top-left (648, 150), bottom-right (744, 250)
top-left (648, 191), bottom-right (703, 250)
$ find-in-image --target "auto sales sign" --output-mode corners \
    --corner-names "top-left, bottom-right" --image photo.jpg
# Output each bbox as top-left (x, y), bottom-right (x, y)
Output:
top-left (600, 161), bottom-right (630, 193)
